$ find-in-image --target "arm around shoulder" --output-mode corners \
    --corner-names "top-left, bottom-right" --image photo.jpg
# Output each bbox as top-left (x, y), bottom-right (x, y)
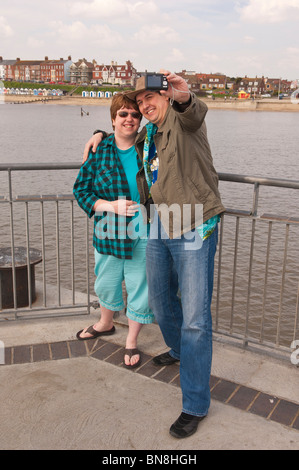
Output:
top-left (82, 130), bottom-right (108, 164)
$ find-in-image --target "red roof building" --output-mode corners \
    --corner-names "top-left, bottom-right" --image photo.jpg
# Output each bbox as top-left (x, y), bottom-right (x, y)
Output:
top-left (40, 56), bottom-right (72, 83)
top-left (93, 60), bottom-right (137, 86)
top-left (12, 59), bottom-right (43, 82)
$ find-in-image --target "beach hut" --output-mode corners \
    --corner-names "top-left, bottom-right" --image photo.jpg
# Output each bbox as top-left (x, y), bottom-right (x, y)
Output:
top-left (105, 91), bottom-right (112, 98)
top-left (33, 89), bottom-right (38, 96)
top-left (90, 91), bottom-right (96, 98)
top-left (97, 91), bottom-right (105, 98)
top-left (82, 91), bottom-right (90, 97)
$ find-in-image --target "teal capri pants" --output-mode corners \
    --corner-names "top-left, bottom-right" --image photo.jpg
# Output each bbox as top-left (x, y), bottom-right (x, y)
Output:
top-left (94, 238), bottom-right (154, 324)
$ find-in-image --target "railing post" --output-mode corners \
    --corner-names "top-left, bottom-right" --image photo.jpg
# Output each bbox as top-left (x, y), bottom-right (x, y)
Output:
top-left (251, 181), bottom-right (260, 216)
top-left (8, 169), bottom-right (18, 317)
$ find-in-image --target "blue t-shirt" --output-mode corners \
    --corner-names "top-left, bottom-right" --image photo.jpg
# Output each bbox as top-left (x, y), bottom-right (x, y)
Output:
top-left (116, 146), bottom-right (140, 204)
top-left (116, 145), bottom-right (147, 239)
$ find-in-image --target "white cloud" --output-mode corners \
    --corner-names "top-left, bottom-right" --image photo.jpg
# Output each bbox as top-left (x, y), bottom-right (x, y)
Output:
top-left (49, 20), bottom-right (88, 41)
top-left (27, 37), bottom-right (45, 49)
top-left (69, 0), bottom-right (159, 20)
top-left (239, 0), bottom-right (299, 23)
top-left (0, 16), bottom-right (13, 38)
top-left (202, 52), bottom-right (220, 63)
top-left (168, 48), bottom-right (185, 62)
top-left (49, 20), bottom-right (123, 48)
top-left (70, 0), bottom-right (127, 18)
top-left (277, 47), bottom-right (299, 76)
top-left (90, 24), bottom-right (123, 47)
top-left (133, 25), bottom-right (179, 44)
top-left (127, 1), bottom-right (159, 20)
top-left (234, 53), bottom-right (263, 74)
top-left (243, 35), bottom-right (255, 44)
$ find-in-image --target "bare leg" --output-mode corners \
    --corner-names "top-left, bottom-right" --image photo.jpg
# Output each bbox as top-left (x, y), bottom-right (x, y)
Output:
top-left (124, 319), bottom-right (143, 366)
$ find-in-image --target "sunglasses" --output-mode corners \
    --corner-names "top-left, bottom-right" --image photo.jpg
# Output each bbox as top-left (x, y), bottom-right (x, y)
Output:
top-left (117, 111), bottom-right (141, 119)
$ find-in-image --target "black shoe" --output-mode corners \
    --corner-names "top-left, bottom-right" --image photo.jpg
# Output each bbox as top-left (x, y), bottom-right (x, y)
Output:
top-left (169, 412), bottom-right (206, 439)
top-left (152, 351), bottom-right (179, 366)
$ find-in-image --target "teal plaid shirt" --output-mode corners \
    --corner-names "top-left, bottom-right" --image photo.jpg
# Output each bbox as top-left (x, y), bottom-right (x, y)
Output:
top-left (73, 134), bottom-right (142, 259)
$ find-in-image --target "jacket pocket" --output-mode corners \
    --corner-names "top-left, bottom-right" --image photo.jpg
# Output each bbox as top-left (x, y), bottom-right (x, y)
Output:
top-left (186, 175), bottom-right (209, 204)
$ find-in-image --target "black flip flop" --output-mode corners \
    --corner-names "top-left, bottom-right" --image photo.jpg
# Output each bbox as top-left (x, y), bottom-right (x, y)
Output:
top-left (123, 348), bottom-right (141, 369)
top-left (76, 325), bottom-right (115, 340)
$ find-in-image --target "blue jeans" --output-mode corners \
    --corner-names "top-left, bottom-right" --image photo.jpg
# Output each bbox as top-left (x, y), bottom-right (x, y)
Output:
top-left (146, 215), bottom-right (218, 416)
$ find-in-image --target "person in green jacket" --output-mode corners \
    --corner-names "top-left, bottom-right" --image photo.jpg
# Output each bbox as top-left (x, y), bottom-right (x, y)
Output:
top-left (84, 71), bottom-right (224, 439)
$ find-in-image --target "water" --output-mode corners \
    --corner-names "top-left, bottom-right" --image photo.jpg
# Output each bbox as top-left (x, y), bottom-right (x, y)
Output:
top-left (1, 103), bottom-right (299, 346)
top-left (1, 104), bottom-right (299, 203)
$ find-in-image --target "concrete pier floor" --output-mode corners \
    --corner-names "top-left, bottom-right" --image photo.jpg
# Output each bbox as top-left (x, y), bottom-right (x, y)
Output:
top-left (0, 310), bottom-right (298, 450)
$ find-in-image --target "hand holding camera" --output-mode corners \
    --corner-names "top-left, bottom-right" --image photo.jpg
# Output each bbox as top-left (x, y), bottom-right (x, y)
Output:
top-left (143, 70), bottom-right (190, 104)
top-left (158, 70), bottom-right (190, 104)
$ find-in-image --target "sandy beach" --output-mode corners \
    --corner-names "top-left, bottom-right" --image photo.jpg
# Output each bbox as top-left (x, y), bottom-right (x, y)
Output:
top-left (3, 95), bottom-right (111, 106)
top-left (3, 93), bottom-right (299, 111)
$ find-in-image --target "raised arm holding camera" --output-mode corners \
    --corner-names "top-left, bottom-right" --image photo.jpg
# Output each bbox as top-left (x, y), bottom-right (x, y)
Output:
top-left (82, 70), bottom-right (225, 439)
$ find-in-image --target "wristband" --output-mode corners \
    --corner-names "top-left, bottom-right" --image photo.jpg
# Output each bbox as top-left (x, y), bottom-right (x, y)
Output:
top-left (93, 129), bottom-right (108, 138)
top-left (178, 95), bottom-right (192, 106)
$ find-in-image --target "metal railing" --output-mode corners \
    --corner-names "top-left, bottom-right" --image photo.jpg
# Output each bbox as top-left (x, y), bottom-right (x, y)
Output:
top-left (0, 163), bottom-right (92, 320)
top-left (215, 173), bottom-right (299, 357)
top-left (0, 163), bottom-right (298, 358)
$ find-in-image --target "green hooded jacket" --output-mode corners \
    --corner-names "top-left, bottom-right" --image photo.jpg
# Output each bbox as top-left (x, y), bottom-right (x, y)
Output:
top-left (135, 93), bottom-right (225, 238)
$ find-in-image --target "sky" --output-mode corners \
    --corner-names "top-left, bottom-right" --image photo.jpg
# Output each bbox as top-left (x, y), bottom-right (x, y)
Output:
top-left (1, 0), bottom-right (299, 80)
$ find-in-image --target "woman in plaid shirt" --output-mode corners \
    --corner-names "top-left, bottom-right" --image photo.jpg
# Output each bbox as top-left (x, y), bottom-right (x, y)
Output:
top-left (73, 94), bottom-right (154, 368)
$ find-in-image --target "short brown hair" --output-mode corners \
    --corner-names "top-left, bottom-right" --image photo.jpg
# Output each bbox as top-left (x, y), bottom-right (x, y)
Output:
top-left (110, 93), bottom-right (141, 124)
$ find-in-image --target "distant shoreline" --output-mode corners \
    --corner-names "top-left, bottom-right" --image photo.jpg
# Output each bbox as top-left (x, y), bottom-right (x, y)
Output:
top-left (3, 95), bottom-right (111, 106)
top-left (204, 97), bottom-right (299, 112)
top-left (3, 94), bottom-right (299, 111)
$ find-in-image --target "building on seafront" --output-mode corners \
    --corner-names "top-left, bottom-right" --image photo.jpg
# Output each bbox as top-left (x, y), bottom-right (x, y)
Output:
top-left (92, 60), bottom-right (137, 86)
top-left (41, 56), bottom-right (73, 83)
top-left (0, 54), bottom-right (294, 96)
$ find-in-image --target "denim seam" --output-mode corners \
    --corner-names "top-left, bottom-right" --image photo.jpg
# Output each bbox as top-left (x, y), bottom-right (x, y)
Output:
top-left (168, 258), bottom-right (182, 339)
